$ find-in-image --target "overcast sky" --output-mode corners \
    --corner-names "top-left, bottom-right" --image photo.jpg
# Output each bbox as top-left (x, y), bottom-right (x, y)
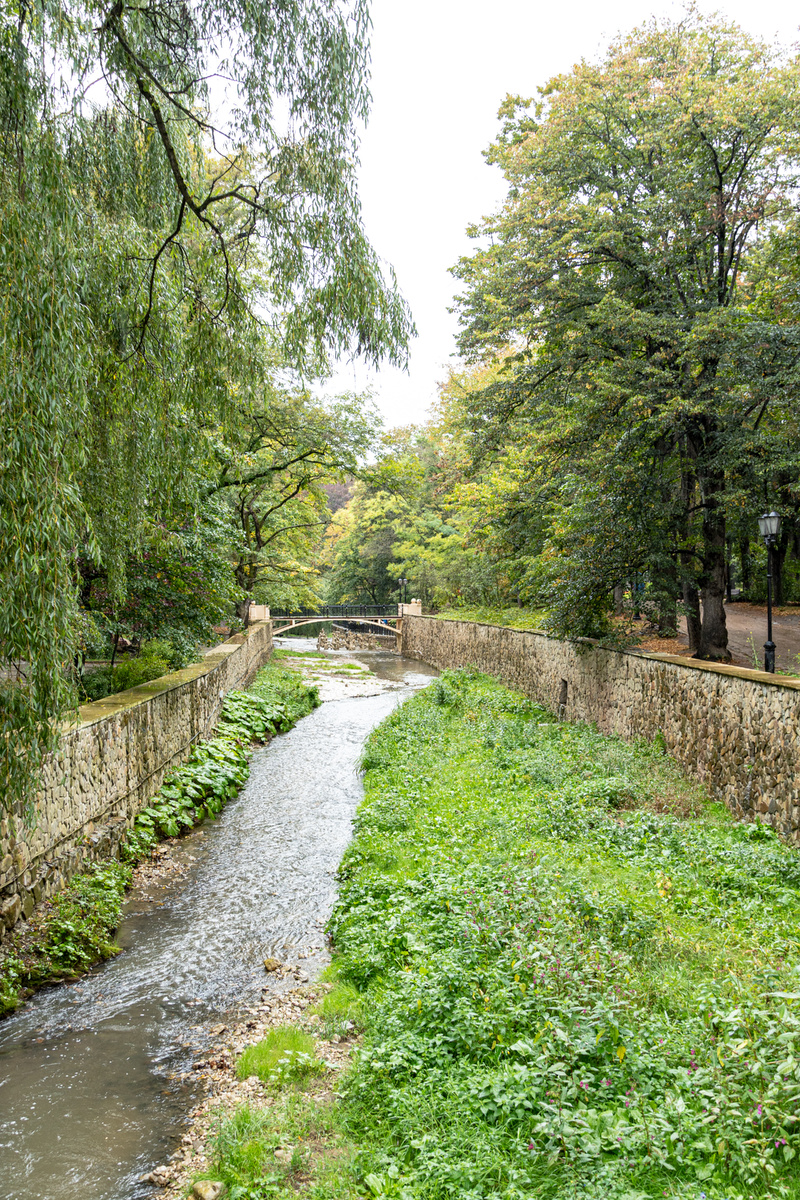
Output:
top-left (327, 0), bottom-right (800, 430)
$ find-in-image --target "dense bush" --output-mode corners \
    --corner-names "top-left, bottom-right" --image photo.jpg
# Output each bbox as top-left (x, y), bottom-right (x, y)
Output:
top-left (81, 640), bottom-right (176, 701)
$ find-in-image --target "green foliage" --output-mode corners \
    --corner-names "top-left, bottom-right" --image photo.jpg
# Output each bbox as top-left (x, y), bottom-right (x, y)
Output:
top-left (312, 974), bottom-right (363, 1039)
top-left (0, 0), bottom-right (411, 811)
top-left (0, 862), bottom-right (131, 1012)
top-left (326, 671), bottom-right (800, 1198)
top-left (435, 606), bottom-right (547, 629)
top-left (198, 1105), bottom-right (290, 1198)
top-left (238, 1027), bottom-right (325, 1087)
top-left (81, 640), bottom-right (175, 702)
top-left (323, 425), bottom-right (508, 611)
top-left (451, 12), bottom-right (800, 658)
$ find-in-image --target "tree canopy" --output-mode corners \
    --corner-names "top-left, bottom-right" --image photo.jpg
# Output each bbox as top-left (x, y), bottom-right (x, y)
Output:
top-left (452, 10), bottom-right (800, 656)
top-left (0, 0), bottom-right (411, 808)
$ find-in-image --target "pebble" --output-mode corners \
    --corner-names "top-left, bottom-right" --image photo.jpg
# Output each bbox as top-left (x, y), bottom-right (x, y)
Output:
top-left (192, 1182), bottom-right (224, 1200)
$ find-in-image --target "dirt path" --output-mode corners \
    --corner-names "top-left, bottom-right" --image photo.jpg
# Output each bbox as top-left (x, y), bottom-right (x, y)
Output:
top-left (641, 603), bottom-right (800, 672)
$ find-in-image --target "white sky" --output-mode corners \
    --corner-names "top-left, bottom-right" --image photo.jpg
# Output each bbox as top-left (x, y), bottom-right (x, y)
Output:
top-left (328, 0), bottom-right (800, 430)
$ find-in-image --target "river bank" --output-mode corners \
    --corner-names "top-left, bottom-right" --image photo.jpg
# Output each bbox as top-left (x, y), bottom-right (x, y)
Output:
top-left (183, 666), bottom-right (800, 1200)
top-left (0, 644), bottom-right (436, 1199)
top-left (0, 660), bottom-right (320, 1016)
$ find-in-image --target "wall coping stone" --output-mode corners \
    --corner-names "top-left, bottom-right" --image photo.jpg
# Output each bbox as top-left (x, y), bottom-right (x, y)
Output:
top-left (427, 615), bottom-right (800, 691)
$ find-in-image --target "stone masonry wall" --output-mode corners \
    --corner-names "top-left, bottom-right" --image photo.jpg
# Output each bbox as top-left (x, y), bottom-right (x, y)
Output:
top-left (402, 615), bottom-right (800, 841)
top-left (0, 621), bottom-right (273, 932)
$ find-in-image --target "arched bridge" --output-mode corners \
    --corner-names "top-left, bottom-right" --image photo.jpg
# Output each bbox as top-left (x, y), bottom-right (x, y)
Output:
top-left (270, 606), bottom-right (400, 636)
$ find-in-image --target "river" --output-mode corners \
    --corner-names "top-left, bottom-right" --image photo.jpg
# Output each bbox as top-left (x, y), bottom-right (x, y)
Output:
top-left (0, 644), bottom-right (436, 1200)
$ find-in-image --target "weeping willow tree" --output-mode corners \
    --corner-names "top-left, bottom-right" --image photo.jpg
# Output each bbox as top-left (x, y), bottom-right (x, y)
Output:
top-left (0, 0), bottom-right (411, 811)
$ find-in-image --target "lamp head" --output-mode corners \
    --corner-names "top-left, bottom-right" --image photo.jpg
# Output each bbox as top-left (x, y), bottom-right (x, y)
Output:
top-left (758, 511), bottom-right (782, 544)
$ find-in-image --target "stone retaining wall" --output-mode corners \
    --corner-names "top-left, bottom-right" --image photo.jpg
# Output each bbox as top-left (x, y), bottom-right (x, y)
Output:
top-left (402, 615), bottom-right (800, 840)
top-left (0, 621), bottom-right (273, 932)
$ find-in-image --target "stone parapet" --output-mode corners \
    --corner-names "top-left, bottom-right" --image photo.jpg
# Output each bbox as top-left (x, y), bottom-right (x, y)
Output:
top-left (0, 621), bottom-right (273, 933)
top-left (401, 615), bottom-right (800, 840)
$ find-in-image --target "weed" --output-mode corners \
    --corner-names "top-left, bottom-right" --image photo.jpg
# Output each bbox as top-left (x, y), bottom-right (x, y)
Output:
top-left (237, 1027), bottom-right (325, 1087)
top-left (312, 977), bottom-right (362, 1039)
top-left (198, 1104), bottom-right (285, 1197)
top-left (0, 861), bottom-right (130, 1012)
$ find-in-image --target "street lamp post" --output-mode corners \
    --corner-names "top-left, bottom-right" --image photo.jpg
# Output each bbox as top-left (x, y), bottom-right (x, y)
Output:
top-left (399, 576), bottom-right (407, 606)
top-left (757, 511), bottom-right (782, 673)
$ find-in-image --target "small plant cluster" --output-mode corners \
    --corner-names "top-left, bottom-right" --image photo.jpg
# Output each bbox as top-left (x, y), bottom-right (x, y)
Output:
top-left (120, 666), bottom-right (319, 861)
top-left (237, 1026), bottom-right (326, 1088)
top-left (322, 670), bottom-right (800, 1200)
top-left (0, 861), bottom-right (131, 1015)
top-left (193, 975), bottom-right (363, 1197)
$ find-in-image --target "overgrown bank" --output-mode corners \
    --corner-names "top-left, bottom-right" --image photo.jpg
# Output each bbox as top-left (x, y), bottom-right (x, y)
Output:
top-left (0, 662), bottom-right (319, 1016)
top-left (325, 670), bottom-right (800, 1199)
top-left (196, 669), bottom-right (800, 1199)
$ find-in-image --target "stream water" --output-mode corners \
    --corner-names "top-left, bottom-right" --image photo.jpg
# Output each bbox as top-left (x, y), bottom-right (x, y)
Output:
top-left (0, 645), bottom-right (436, 1200)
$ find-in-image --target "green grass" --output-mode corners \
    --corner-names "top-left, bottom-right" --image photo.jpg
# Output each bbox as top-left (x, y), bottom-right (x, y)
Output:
top-left (311, 970), bottom-right (363, 1039)
top-left (321, 670), bottom-right (800, 1200)
top-left (238, 1027), bottom-right (325, 1087)
top-left (434, 605), bottom-right (548, 630)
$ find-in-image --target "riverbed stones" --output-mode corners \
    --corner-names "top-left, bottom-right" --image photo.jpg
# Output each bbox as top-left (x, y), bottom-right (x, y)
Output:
top-left (263, 956), bottom-right (282, 972)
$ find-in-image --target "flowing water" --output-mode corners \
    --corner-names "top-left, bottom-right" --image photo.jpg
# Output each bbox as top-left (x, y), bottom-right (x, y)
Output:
top-left (0, 645), bottom-right (436, 1200)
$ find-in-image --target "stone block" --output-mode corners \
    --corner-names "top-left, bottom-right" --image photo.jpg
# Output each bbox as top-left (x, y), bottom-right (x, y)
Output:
top-left (1, 894), bottom-right (21, 928)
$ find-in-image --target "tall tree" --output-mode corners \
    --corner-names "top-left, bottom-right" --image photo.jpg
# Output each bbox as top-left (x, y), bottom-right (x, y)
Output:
top-left (453, 11), bottom-right (800, 658)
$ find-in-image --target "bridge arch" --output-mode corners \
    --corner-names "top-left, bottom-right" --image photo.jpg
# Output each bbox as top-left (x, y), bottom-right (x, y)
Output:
top-left (271, 616), bottom-right (399, 636)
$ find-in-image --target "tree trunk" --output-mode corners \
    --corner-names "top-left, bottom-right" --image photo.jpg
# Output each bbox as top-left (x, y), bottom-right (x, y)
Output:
top-left (682, 580), bottom-right (701, 652)
top-left (678, 468), bottom-right (701, 652)
top-left (697, 473), bottom-right (730, 661)
top-left (725, 536), bottom-right (733, 603)
top-left (739, 536), bottom-right (751, 597)
top-left (774, 523), bottom-right (790, 607)
top-left (613, 583), bottom-right (624, 616)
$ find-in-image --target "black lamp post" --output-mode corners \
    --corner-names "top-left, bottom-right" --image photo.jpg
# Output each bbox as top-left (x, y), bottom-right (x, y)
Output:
top-left (399, 576), bottom-right (408, 605)
top-left (757, 511), bottom-right (782, 672)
